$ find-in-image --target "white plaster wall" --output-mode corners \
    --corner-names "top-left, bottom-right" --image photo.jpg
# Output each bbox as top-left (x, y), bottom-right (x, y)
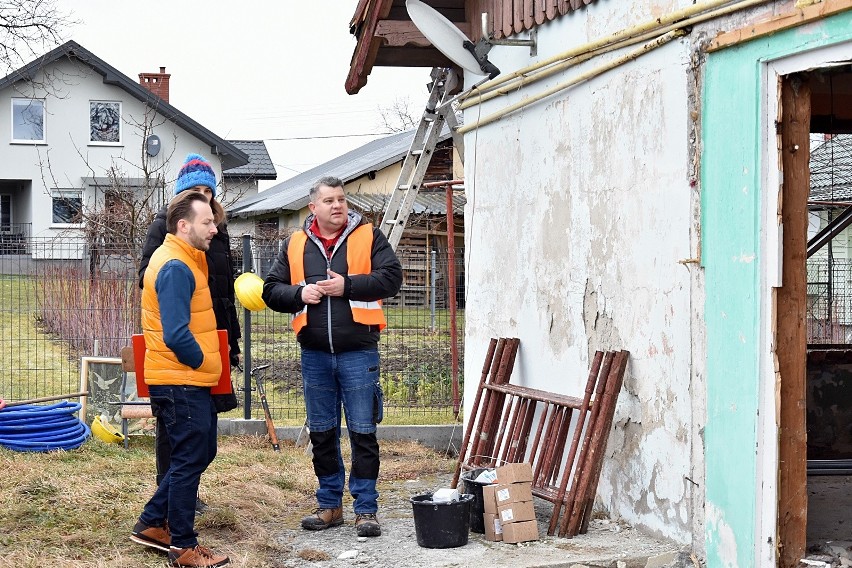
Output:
top-left (0, 59), bottom-right (225, 241)
top-left (462, 1), bottom-right (697, 543)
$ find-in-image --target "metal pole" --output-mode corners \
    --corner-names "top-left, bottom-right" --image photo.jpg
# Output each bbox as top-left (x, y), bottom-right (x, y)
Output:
top-left (242, 234), bottom-right (253, 420)
top-left (430, 250), bottom-right (437, 331)
top-left (446, 185), bottom-right (459, 415)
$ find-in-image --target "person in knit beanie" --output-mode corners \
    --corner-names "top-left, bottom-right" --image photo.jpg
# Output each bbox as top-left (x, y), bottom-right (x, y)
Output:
top-left (137, 151), bottom-right (242, 519)
top-left (175, 153), bottom-right (218, 198)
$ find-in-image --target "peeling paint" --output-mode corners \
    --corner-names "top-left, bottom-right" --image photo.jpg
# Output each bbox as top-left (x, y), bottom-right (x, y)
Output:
top-left (705, 503), bottom-right (739, 567)
top-left (732, 253), bottom-right (756, 263)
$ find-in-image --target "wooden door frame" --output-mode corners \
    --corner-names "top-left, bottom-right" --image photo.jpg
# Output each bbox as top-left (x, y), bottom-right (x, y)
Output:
top-left (776, 72), bottom-right (811, 568)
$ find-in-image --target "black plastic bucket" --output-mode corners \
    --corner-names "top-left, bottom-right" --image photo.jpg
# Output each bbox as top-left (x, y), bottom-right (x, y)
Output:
top-left (410, 493), bottom-right (474, 548)
top-left (461, 468), bottom-right (491, 533)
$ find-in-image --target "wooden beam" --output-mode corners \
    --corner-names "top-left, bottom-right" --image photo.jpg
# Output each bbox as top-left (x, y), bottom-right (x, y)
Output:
top-left (374, 20), bottom-right (472, 47)
top-left (777, 73), bottom-right (810, 568)
top-left (708, 0), bottom-right (852, 52)
top-left (346, 0), bottom-right (395, 95)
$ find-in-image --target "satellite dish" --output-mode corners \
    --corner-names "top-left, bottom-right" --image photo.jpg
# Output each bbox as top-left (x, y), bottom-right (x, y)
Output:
top-left (406, 0), bottom-right (500, 78)
top-left (146, 134), bottom-right (161, 157)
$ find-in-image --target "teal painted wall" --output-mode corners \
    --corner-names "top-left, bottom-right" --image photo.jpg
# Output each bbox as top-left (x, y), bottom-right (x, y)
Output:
top-left (703, 13), bottom-right (852, 567)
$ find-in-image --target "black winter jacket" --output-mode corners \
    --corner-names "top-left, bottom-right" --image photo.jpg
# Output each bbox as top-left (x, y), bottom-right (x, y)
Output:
top-left (138, 205), bottom-right (242, 361)
top-left (262, 211), bottom-right (402, 353)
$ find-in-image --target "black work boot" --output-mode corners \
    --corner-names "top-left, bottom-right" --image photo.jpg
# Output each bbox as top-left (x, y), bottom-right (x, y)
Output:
top-left (301, 507), bottom-right (344, 530)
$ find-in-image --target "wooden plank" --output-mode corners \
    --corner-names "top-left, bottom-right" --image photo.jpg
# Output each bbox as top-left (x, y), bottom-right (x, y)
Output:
top-left (514, 0), bottom-right (524, 34)
top-left (568, 351), bottom-right (627, 536)
top-left (709, 0), bottom-right (852, 52)
top-left (504, 0), bottom-right (514, 38)
top-left (776, 74), bottom-right (811, 568)
top-left (546, 0), bottom-right (558, 21)
top-left (484, 382), bottom-right (585, 407)
top-left (559, 351), bottom-right (615, 536)
top-left (548, 350), bottom-right (603, 535)
top-left (524, 0), bottom-right (536, 29)
top-left (535, 0), bottom-right (547, 26)
top-left (375, 20), bottom-right (473, 47)
top-left (558, 0), bottom-right (569, 15)
top-left (578, 351), bottom-right (629, 534)
top-left (345, 0), bottom-right (395, 94)
top-left (451, 338), bottom-right (496, 488)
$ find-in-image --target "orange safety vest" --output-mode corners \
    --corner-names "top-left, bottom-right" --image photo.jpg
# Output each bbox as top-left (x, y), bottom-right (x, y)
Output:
top-left (288, 223), bottom-right (386, 334)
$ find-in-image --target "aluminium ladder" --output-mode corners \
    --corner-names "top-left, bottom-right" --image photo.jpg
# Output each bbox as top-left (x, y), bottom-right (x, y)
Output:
top-left (380, 67), bottom-right (463, 250)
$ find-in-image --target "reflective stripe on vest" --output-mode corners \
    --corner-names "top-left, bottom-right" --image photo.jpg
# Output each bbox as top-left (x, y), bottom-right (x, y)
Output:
top-left (288, 224), bottom-right (386, 334)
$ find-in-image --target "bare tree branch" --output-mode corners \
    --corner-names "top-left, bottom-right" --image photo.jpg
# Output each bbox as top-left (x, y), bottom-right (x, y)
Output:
top-left (0, 0), bottom-right (73, 75)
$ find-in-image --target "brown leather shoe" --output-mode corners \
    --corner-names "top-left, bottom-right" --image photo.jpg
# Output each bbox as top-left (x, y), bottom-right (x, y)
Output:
top-left (168, 544), bottom-right (229, 567)
top-left (301, 507), bottom-right (344, 530)
top-left (355, 513), bottom-right (381, 537)
top-left (130, 520), bottom-right (171, 552)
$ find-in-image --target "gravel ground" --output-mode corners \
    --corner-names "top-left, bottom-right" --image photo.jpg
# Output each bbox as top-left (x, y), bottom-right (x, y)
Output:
top-left (270, 472), bottom-right (685, 568)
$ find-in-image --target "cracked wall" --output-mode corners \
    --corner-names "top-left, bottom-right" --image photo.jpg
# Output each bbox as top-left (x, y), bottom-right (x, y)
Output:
top-left (462, 1), bottom-right (699, 544)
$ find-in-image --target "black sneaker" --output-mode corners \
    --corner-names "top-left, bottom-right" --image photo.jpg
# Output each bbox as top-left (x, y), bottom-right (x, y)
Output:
top-left (355, 513), bottom-right (381, 537)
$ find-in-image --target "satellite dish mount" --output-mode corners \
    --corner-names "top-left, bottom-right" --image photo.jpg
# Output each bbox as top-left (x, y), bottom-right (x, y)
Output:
top-left (407, 0), bottom-right (540, 80)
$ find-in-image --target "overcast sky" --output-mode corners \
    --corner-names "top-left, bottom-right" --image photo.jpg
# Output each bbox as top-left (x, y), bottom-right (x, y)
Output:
top-left (54, 1), bottom-right (430, 189)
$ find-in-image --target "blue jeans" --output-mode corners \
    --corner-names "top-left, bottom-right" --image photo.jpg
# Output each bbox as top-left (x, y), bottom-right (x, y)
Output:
top-left (301, 348), bottom-right (383, 514)
top-left (139, 385), bottom-right (217, 549)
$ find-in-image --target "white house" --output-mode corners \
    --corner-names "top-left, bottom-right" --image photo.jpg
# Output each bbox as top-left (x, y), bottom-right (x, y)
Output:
top-left (0, 40), bottom-right (249, 259)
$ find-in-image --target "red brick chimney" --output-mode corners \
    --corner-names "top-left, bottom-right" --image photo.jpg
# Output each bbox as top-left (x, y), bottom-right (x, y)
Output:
top-left (138, 67), bottom-right (171, 103)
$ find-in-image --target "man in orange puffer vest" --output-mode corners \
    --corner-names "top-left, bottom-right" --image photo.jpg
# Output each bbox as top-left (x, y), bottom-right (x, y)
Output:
top-left (130, 191), bottom-right (230, 568)
top-left (263, 176), bottom-right (402, 538)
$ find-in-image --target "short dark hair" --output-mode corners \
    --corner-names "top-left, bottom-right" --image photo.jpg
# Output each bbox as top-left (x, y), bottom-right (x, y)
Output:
top-left (310, 176), bottom-right (344, 201)
top-left (167, 191), bottom-right (209, 234)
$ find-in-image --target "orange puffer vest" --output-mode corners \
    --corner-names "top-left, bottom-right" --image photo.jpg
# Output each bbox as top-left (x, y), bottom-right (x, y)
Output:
top-left (141, 234), bottom-right (221, 386)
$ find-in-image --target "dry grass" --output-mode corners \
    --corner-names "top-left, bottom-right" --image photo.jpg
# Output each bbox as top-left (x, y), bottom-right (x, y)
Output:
top-left (0, 435), bottom-right (454, 567)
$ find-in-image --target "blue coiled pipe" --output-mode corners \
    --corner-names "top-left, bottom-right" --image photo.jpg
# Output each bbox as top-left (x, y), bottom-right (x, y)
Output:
top-left (0, 401), bottom-right (90, 452)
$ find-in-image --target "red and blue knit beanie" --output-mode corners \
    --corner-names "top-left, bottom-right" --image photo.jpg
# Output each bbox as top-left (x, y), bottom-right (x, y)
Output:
top-left (175, 153), bottom-right (217, 197)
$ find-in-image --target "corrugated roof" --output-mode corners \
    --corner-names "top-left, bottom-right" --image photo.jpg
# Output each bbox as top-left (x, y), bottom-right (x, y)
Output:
top-left (347, 191), bottom-right (465, 216)
top-left (810, 135), bottom-right (852, 201)
top-left (0, 41), bottom-right (248, 170)
top-left (224, 140), bottom-right (277, 180)
top-left (227, 127), bottom-right (451, 218)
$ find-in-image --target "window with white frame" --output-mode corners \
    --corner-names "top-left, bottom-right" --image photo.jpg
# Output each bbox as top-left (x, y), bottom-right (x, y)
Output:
top-left (11, 98), bottom-right (45, 142)
top-left (52, 189), bottom-right (82, 225)
top-left (89, 101), bottom-right (121, 144)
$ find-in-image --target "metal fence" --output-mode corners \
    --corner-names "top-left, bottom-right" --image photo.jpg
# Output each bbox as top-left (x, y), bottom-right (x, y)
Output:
top-left (808, 258), bottom-right (852, 344)
top-left (0, 235), bottom-right (464, 425)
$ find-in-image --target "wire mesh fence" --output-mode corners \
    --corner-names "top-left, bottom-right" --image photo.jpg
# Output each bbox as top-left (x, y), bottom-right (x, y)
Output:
top-left (0, 235), bottom-right (464, 425)
top-left (808, 258), bottom-right (852, 344)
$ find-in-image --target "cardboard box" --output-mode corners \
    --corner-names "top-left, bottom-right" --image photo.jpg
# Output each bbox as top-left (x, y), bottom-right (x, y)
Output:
top-left (502, 519), bottom-right (539, 544)
top-left (483, 483), bottom-right (499, 514)
top-left (483, 512), bottom-right (503, 542)
top-left (498, 500), bottom-right (536, 524)
top-left (494, 482), bottom-right (533, 506)
top-left (496, 462), bottom-right (533, 484)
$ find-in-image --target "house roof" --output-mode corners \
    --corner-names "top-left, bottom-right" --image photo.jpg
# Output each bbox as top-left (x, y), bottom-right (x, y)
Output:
top-left (347, 191), bottom-right (465, 217)
top-left (224, 140), bottom-right (277, 180)
top-left (227, 127), bottom-right (452, 218)
top-left (810, 135), bottom-right (852, 201)
top-left (0, 40), bottom-right (249, 170)
top-left (346, 0), bottom-right (596, 94)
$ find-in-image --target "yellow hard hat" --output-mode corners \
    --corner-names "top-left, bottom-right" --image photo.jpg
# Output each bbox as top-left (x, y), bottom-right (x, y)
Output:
top-left (91, 415), bottom-right (124, 444)
top-left (235, 272), bottom-right (267, 312)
